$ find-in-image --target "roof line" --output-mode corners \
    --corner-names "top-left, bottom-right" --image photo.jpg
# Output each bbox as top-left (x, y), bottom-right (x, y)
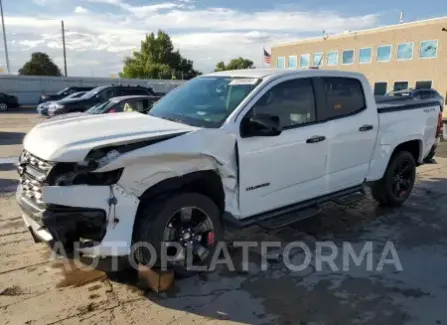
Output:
top-left (272, 15), bottom-right (447, 48)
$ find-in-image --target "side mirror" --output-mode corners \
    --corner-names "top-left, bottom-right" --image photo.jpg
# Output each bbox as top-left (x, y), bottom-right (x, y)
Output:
top-left (242, 114), bottom-right (282, 137)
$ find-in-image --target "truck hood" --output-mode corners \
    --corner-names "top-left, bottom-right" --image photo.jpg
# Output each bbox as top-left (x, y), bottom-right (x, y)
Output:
top-left (24, 112), bottom-right (197, 162)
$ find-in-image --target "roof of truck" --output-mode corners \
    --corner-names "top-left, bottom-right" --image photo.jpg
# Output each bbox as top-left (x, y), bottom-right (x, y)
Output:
top-left (206, 68), bottom-right (364, 80)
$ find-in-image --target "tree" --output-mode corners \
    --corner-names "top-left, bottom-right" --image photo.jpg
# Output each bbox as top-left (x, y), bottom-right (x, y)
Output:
top-left (18, 52), bottom-right (62, 76)
top-left (214, 57), bottom-right (255, 71)
top-left (120, 30), bottom-right (200, 80)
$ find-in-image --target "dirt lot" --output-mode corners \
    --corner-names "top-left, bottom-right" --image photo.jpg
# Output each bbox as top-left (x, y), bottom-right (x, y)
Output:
top-left (1, 110), bottom-right (447, 325)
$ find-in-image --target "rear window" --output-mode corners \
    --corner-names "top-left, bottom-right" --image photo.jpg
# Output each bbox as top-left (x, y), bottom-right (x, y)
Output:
top-left (323, 77), bottom-right (366, 119)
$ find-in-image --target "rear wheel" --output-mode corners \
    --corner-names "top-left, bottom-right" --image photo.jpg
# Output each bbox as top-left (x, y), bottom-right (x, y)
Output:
top-left (134, 192), bottom-right (224, 274)
top-left (371, 151), bottom-right (416, 207)
top-left (0, 102), bottom-right (8, 111)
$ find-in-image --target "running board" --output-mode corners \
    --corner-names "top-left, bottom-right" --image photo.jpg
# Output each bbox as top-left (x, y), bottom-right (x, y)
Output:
top-left (332, 191), bottom-right (365, 206)
top-left (258, 206), bottom-right (321, 230)
top-left (224, 184), bottom-right (365, 228)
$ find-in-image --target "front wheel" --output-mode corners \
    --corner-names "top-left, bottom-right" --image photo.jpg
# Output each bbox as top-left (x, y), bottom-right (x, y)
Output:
top-left (371, 151), bottom-right (416, 207)
top-left (134, 193), bottom-right (224, 274)
top-left (0, 102), bottom-right (8, 111)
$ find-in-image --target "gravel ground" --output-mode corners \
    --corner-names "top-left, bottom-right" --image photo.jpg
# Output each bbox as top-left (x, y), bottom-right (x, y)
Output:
top-left (1, 110), bottom-right (447, 325)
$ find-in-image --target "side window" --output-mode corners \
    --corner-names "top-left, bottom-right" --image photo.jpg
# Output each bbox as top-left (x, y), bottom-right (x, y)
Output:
top-left (121, 99), bottom-right (138, 112)
top-left (418, 90), bottom-right (431, 100)
top-left (119, 88), bottom-right (137, 96)
top-left (98, 88), bottom-right (117, 101)
top-left (323, 77), bottom-right (366, 118)
top-left (251, 78), bottom-right (316, 128)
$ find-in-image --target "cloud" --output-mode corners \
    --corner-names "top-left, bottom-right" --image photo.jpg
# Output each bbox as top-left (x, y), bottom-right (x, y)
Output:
top-left (74, 6), bottom-right (89, 14)
top-left (6, 0), bottom-right (381, 76)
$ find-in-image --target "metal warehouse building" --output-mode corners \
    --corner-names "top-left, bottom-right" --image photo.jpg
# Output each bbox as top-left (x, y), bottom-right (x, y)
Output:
top-left (271, 16), bottom-right (447, 100)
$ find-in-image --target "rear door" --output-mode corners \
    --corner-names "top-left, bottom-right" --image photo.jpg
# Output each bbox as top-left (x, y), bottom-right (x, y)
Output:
top-left (321, 77), bottom-right (379, 192)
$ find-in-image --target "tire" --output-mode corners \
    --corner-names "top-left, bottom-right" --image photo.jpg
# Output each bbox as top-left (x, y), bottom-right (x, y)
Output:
top-left (133, 192), bottom-right (224, 274)
top-left (371, 151), bottom-right (416, 207)
top-left (423, 143), bottom-right (437, 163)
top-left (0, 102), bottom-right (8, 111)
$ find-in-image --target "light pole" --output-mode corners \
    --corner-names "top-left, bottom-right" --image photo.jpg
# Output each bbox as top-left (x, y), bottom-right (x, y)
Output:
top-left (0, 0), bottom-right (10, 74)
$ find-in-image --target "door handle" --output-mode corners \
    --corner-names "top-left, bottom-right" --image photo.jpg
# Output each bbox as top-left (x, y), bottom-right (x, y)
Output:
top-left (306, 135), bottom-right (326, 143)
top-left (359, 124), bottom-right (374, 132)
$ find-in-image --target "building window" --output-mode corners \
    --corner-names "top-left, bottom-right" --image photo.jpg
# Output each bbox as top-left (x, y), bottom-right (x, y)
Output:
top-left (415, 80), bottom-right (432, 89)
top-left (342, 50), bottom-right (354, 65)
top-left (359, 48), bottom-right (372, 64)
top-left (277, 56), bottom-right (285, 68)
top-left (393, 81), bottom-right (409, 91)
top-left (299, 54), bottom-right (310, 68)
top-left (288, 56), bottom-right (297, 69)
top-left (377, 45), bottom-right (392, 62)
top-left (397, 42), bottom-right (414, 60)
top-left (327, 51), bottom-right (338, 66)
top-left (419, 40), bottom-right (438, 59)
top-left (313, 52), bottom-right (323, 67)
top-left (373, 82), bottom-right (387, 95)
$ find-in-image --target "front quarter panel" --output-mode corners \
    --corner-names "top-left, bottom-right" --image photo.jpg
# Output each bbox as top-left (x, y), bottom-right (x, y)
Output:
top-left (96, 128), bottom-right (239, 214)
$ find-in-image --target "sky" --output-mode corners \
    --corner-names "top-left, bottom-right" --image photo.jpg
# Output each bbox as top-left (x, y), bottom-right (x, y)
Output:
top-left (0, 0), bottom-right (446, 77)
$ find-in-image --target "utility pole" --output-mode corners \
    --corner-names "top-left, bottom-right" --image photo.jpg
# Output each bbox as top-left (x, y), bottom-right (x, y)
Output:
top-left (0, 0), bottom-right (10, 74)
top-left (61, 20), bottom-right (67, 76)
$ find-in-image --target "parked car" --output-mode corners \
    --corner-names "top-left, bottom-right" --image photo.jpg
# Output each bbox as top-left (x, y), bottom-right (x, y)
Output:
top-left (47, 95), bottom-right (160, 121)
top-left (0, 92), bottom-right (19, 111)
top-left (16, 69), bottom-right (441, 272)
top-left (386, 88), bottom-right (444, 111)
top-left (37, 91), bottom-right (87, 116)
top-left (38, 86), bottom-right (95, 104)
top-left (47, 85), bottom-right (157, 116)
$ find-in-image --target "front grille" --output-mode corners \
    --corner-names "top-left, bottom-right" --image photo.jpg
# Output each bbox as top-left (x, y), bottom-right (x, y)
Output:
top-left (17, 150), bottom-right (54, 206)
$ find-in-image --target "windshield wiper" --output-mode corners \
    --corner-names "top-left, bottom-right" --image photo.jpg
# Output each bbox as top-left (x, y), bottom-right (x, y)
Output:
top-left (157, 116), bottom-right (187, 124)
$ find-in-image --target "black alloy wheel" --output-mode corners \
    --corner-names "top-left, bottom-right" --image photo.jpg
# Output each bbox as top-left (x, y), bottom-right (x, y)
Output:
top-left (391, 158), bottom-right (415, 200)
top-left (163, 206), bottom-right (216, 266)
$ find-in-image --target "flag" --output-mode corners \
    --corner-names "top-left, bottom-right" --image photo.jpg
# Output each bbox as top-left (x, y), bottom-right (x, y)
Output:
top-left (263, 48), bottom-right (271, 65)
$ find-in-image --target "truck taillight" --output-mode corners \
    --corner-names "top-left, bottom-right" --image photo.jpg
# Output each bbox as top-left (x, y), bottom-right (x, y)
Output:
top-left (437, 112), bottom-right (442, 136)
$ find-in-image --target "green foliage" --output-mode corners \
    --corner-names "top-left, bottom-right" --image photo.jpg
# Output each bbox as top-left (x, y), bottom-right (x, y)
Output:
top-left (121, 30), bottom-right (200, 80)
top-left (18, 52), bottom-right (62, 76)
top-left (214, 57), bottom-right (255, 71)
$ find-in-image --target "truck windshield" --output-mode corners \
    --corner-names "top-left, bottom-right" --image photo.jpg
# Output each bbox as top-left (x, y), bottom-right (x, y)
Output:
top-left (149, 76), bottom-right (261, 128)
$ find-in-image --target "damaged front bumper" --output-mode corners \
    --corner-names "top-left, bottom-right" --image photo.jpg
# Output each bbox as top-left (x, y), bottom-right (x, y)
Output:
top-left (16, 184), bottom-right (140, 257)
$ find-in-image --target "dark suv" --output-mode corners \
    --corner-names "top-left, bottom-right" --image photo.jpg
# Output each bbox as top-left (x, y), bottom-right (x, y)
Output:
top-left (48, 85), bottom-right (157, 116)
top-left (386, 88), bottom-right (444, 111)
top-left (39, 86), bottom-right (95, 104)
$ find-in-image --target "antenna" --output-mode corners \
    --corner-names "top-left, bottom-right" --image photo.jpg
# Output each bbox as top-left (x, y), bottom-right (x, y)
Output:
top-left (399, 11), bottom-right (404, 24)
top-left (317, 53), bottom-right (324, 68)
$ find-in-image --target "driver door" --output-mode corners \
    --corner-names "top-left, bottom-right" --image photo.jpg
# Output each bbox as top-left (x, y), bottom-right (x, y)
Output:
top-left (237, 77), bottom-right (328, 218)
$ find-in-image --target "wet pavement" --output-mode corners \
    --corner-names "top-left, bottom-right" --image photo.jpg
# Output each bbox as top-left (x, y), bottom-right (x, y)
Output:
top-left (1, 111), bottom-right (447, 324)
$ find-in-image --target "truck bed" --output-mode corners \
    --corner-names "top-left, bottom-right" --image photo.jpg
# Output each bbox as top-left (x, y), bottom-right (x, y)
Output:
top-left (376, 98), bottom-right (440, 113)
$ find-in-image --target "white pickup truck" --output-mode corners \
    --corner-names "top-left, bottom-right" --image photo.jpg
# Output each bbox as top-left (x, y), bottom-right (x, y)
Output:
top-left (16, 69), bottom-right (442, 269)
